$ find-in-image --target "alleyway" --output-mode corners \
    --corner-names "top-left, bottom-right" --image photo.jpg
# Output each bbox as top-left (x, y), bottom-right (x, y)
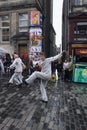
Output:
top-left (0, 75), bottom-right (87, 130)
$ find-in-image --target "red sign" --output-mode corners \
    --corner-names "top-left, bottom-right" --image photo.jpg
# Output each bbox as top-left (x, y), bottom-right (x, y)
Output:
top-left (75, 49), bottom-right (87, 54)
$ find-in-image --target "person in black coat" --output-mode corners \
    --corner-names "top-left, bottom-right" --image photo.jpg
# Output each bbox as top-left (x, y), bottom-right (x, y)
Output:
top-left (4, 53), bottom-right (11, 73)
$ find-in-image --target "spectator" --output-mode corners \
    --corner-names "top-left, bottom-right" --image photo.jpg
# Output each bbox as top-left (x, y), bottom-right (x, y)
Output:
top-left (4, 53), bottom-right (11, 73)
top-left (29, 58), bottom-right (34, 75)
top-left (63, 56), bottom-right (73, 81)
top-left (67, 56), bottom-right (73, 81)
top-left (56, 59), bottom-right (63, 79)
top-left (63, 59), bottom-right (69, 81)
top-left (22, 53), bottom-right (29, 68)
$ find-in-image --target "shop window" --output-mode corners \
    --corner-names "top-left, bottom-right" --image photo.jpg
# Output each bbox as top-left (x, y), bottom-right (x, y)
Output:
top-left (77, 25), bottom-right (87, 34)
top-left (19, 13), bottom-right (28, 33)
top-left (0, 15), bottom-right (10, 42)
top-left (76, 55), bottom-right (87, 62)
top-left (74, 22), bottom-right (87, 34)
top-left (74, 24), bottom-right (87, 35)
top-left (74, 22), bottom-right (87, 41)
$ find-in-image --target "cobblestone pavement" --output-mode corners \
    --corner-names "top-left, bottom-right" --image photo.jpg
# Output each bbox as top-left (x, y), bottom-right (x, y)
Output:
top-left (0, 75), bottom-right (87, 130)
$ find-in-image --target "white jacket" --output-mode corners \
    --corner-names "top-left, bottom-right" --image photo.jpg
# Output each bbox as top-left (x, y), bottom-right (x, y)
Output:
top-left (0, 59), bottom-right (4, 72)
top-left (10, 58), bottom-right (24, 73)
top-left (63, 62), bottom-right (69, 70)
top-left (41, 53), bottom-right (62, 78)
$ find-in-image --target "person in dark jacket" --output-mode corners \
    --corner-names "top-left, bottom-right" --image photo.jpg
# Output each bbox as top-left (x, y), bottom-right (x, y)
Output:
top-left (56, 59), bottom-right (63, 79)
top-left (4, 53), bottom-right (11, 73)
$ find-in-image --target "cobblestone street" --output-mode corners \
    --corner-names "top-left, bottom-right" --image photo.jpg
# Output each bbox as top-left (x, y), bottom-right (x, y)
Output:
top-left (0, 75), bottom-right (87, 130)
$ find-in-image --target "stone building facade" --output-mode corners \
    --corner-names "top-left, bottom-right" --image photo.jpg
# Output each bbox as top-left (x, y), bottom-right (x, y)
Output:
top-left (0, 0), bottom-right (55, 57)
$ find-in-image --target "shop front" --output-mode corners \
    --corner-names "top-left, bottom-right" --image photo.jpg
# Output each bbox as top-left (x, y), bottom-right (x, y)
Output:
top-left (72, 48), bottom-right (87, 83)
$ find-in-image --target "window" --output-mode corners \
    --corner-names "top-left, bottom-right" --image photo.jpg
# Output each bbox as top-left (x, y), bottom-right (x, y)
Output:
top-left (75, 0), bottom-right (82, 5)
top-left (78, 25), bottom-right (87, 34)
top-left (75, 22), bottom-right (87, 34)
top-left (19, 13), bottom-right (28, 32)
top-left (0, 15), bottom-right (10, 42)
top-left (83, 0), bottom-right (87, 4)
top-left (74, 22), bottom-right (87, 41)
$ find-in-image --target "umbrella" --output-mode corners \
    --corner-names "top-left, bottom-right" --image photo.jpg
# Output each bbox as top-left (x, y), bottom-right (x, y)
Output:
top-left (0, 47), bottom-right (8, 56)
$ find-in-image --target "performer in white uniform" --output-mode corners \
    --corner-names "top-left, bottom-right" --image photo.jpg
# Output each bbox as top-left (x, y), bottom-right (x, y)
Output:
top-left (0, 58), bottom-right (5, 76)
top-left (8, 54), bottom-right (25, 87)
top-left (25, 51), bottom-right (66, 102)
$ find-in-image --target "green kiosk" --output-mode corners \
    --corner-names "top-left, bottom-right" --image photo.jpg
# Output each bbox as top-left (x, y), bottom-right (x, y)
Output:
top-left (73, 49), bottom-right (87, 83)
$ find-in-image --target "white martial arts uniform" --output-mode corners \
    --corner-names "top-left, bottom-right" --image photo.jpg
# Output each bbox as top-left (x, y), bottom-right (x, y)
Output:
top-left (25, 53), bottom-right (62, 101)
top-left (0, 59), bottom-right (4, 76)
top-left (9, 57), bottom-right (24, 85)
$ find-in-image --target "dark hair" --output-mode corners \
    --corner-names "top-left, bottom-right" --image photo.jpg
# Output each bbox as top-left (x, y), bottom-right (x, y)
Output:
top-left (39, 52), bottom-right (46, 56)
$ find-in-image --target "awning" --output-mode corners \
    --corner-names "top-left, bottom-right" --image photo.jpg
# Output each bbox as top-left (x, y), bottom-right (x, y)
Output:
top-left (0, 47), bottom-right (8, 56)
top-left (11, 32), bottom-right (29, 40)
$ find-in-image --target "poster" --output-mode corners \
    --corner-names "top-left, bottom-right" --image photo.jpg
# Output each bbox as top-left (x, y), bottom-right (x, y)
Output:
top-left (30, 46), bottom-right (42, 53)
top-left (29, 11), bottom-right (42, 61)
top-left (30, 11), bottom-right (40, 26)
top-left (30, 27), bottom-right (42, 46)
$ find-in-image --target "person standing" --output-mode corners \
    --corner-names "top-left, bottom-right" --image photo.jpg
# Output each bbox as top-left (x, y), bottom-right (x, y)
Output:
top-left (8, 54), bottom-right (26, 87)
top-left (63, 59), bottom-right (69, 81)
top-left (24, 50), bottom-right (66, 103)
top-left (4, 53), bottom-right (11, 74)
top-left (67, 56), bottom-right (73, 81)
top-left (56, 59), bottom-right (63, 79)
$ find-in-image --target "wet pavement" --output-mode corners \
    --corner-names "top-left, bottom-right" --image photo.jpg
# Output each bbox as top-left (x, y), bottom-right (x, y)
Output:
top-left (0, 75), bottom-right (87, 130)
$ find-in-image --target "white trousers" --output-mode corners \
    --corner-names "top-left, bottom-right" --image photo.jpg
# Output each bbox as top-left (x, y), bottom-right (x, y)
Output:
top-left (25, 71), bottom-right (51, 101)
top-left (40, 79), bottom-right (48, 101)
top-left (9, 72), bottom-right (23, 85)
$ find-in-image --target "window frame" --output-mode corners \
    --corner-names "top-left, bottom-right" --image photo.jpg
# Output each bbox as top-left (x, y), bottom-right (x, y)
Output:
top-left (18, 13), bottom-right (29, 33)
top-left (0, 15), bottom-right (10, 43)
top-left (74, 22), bottom-right (87, 41)
top-left (75, 0), bottom-right (82, 6)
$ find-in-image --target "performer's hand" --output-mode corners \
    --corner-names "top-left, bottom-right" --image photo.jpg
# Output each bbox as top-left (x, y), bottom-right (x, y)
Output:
top-left (70, 55), bottom-right (72, 59)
